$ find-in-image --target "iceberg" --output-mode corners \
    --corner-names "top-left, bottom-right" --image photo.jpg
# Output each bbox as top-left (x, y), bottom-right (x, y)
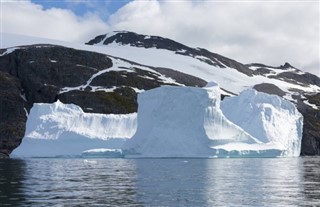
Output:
top-left (12, 84), bottom-right (303, 158)
top-left (124, 85), bottom-right (214, 158)
top-left (220, 89), bottom-right (303, 157)
top-left (124, 83), bottom-right (303, 158)
top-left (12, 101), bottom-right (137, 157)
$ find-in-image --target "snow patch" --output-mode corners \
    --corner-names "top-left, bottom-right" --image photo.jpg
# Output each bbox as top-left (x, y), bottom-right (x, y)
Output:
top-left (0, 47), bottom-right (18, 56)
top-left (303, 100), bottom-right (319, 110)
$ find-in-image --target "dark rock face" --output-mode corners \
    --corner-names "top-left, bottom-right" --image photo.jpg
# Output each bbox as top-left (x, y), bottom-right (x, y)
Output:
top-left (0, 71), bottom-right (27, 155)
top-left (0, 45), bottom-right (112, 110)
top-left (253, 83), bottom-right (286, 97)
top-left (0, 152), bottom-right (9, 158)
top-left (149, 67), bottom-right (207, 87)
top-left (0, 45), bottom-right (207, 155)
top-left (58, 88), bottom-right (138, 114)
top-left (298, 94), bottom-right (320, 155)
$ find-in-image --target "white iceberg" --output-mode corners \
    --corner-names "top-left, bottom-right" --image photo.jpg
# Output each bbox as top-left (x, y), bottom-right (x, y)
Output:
top-left (12, 84), bottom-right (303, 158)
top-left (124, 83), bottom-right (303, 158)
top-left (220, 89), bottom-right (303, 157)
top-left (12, 101), bottom-right (137, 157)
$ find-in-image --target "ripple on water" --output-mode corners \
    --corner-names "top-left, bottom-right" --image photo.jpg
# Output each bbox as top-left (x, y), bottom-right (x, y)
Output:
top-left (0, 157), bottom-right (320, 206)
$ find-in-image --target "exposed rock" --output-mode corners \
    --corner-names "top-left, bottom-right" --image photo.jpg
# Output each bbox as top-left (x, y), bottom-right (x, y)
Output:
top-left (0, 71), bottom-right (27, 155)
top-left (58, 88), bottom-right (137, 114)
top-left (298, 94), bottom-right (320, 155)
top-left (0, 152), bottom-right (9, 158)
top-left (253, 83), bottom-right (286, 97)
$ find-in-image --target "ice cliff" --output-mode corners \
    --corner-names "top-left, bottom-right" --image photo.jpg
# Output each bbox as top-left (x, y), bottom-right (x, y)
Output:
top-left (12, 101), bottom-right (137, 157)
top-left (13, 84), bottom-right (303, 158)
top-left (221, 89), bottom-right (303, 157)
top-left (124, 83), bottom-right (303, 158)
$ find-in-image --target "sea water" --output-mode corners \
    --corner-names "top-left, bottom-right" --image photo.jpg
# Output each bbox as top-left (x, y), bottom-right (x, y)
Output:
top-left (1, 157), bottom-right (320, 206)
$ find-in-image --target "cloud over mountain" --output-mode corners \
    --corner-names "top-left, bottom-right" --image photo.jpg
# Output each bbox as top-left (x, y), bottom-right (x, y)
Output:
top-left (1, 0), bottom-right (319, 75)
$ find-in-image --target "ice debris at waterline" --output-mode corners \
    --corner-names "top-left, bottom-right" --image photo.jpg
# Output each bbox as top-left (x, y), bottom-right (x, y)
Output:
top-left (123, 83), bottom-right (303, 158)
top-left (82, 149), bottom-right (124, 158)
top-left (12, 83), bottom-right (303, 158)
top-left (12, 101), bottom-right (137, 157)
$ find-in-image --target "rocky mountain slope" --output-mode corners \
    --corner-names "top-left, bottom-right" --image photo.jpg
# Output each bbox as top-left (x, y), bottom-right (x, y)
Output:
top-left (0, 44), bottom-right (205, 156)
top-left (0, 31), bottom-right (319, 156)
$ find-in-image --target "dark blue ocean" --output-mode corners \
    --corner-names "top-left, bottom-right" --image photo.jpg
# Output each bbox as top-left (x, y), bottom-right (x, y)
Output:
top-left (1, 157), bottom-right (320, 206)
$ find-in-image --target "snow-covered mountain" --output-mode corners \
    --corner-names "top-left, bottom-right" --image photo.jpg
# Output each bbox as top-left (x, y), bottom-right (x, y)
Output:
top-left (0, 31), bottom-right (319, 157)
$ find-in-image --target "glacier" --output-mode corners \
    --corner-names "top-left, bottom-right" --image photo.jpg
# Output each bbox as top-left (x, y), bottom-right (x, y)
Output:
top-left (12, 101), bottom-right (137, 157)
top-left (124, 83), bottom-right (303, 158)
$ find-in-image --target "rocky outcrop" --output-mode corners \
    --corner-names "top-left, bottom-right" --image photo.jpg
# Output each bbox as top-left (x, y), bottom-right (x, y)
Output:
top-left (253, 83), bottom-right (286, 97)
top-left (297, 94), bottom-right (320, 155)
top-left (0, 71), bottom-right (27, 155)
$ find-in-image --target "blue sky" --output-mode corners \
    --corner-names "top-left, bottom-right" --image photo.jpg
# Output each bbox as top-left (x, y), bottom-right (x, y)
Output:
top-left (31, 0), bottom-right (131, 20)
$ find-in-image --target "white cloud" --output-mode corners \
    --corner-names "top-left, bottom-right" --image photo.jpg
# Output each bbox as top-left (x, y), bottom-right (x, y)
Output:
top-left (1, 0), bottom-right (109, 43)
top-left (1, 0), bottom-right (319, 75)
top-left (109, 0), bottom-right (319, 75)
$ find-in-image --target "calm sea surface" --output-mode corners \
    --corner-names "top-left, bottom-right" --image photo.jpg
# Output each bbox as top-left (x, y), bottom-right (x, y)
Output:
top-left (1, 157), bottom-right (320, 206)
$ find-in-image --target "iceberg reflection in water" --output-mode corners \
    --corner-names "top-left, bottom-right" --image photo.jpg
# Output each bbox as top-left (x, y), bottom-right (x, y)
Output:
top-left (1, 158), bottom-right (320, 206)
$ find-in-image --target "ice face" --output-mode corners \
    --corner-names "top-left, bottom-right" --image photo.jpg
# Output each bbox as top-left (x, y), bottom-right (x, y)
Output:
top-left (221, 89), bottom-right (303, 157)
top-left (123, 86), bottom-right (214, 157)
top-left (124, 84), bottom-right (303, 158)
top-left (12, 100), bottom-right (137, 157)
top-left (12, 85), bottom-right (303, 158)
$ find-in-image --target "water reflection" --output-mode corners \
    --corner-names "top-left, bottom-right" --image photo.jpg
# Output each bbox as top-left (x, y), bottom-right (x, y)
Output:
top-left (204, 158), bottom-right (304, 206)
top-left (301, 157), bottom-right (320, 206)
top-left (134, 159), bottom-right (209, 206)
top-left (0, 158), bottom-right (320, 206)
top-left (0, 159), bottom-right (26, 206)
top-left (1, 159), bottom-right (142, 206)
